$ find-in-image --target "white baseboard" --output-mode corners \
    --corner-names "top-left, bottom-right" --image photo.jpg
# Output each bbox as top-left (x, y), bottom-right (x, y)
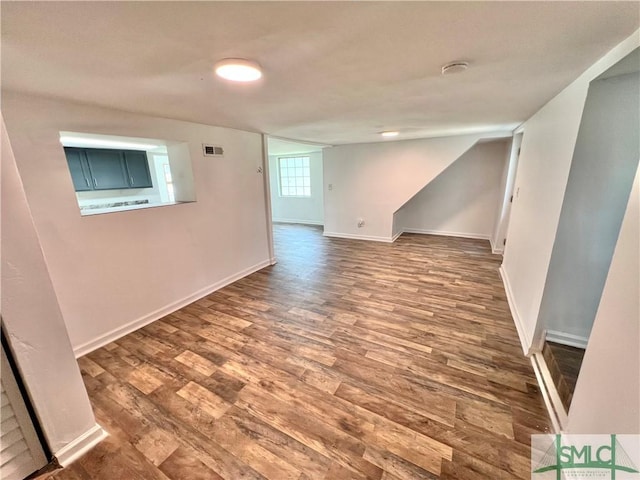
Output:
top-left (499, 265), bottom-right (532, 355)
top-left (323, 231), bottom-right (395, 243)
top-left (545, 330), bottom-right (589, 349)
top-left (490, 237), bottom-right (504, 255)
top-left (324, 229), bottom-right (492, 245)
top-left (55, 423), bottom-right (108, 467)
top-left (402, 228), bottom-right (491, 241)
top-left (73, 259), bottom-right (272, 357)
top-left (272, 218), bottom-right (324, 226)
top-left (531, 353), bottom-right (568, 433)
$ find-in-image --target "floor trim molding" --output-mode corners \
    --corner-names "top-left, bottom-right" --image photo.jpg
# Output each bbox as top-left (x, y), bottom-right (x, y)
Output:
top-left (499, 265), bottom-right (532, 355)
top-left (324, 229), bottom-right (492, 244)
top-left (545, 330), bottom-right (589, 349)
top-left (55, 423), bottom-right (108, 467)
top-left (272, 218), bottom-right (324, 226)
top-left (73, 259), bottom-right (272, 358)
top-left (323, 231), bottom-right (394, 243)
top-left (490, 238), bottom-right (504, 255)
top-left (402, 228), bottom-right (491, 241)
top-left (531, 353), bottom-right (568, 433)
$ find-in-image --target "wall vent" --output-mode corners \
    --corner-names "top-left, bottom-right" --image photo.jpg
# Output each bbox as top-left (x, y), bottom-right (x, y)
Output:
top-left (203, 144), bottom-right (224, 157)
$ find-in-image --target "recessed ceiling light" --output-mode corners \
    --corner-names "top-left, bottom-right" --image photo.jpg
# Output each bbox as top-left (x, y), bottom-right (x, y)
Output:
top-left (214, 58), bottom-right (262, 82)
top-left (441, 61), bottom-right (469, 75)
top-left (381, 131), bottom-right (399, 137)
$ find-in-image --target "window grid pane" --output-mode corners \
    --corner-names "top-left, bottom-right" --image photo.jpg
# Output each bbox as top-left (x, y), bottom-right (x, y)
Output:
top-left (279, 156), bottom-right (311, 197)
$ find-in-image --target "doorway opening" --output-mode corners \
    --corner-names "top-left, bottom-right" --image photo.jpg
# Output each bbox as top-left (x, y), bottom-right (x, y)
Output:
top-left (265, 137), bottom-right (328, 260)
top-left (493, 132), bottom-right (523, 254)
top-left (535, 48), bottom-right (639, 425)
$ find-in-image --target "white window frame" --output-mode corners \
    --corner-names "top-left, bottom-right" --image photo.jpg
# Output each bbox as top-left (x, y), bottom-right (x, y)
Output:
top-left (278, 156), bottom-right (311, 197)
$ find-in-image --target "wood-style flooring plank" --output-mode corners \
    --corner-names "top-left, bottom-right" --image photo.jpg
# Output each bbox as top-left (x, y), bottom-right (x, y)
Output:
top-left (51, 224), bottom-right (549, 480)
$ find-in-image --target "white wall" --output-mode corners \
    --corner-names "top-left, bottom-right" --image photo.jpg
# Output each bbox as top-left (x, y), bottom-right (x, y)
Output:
top-left (567, 166), bottom-right (639, 434)
top-left (2, 92), bottom-right (271, 355)
top-left (323, 133), bottom-right (494, 241)
top-left (396, 140), bottom-right (508, 242)
top-left (1, 117), bottom-right (99, 455)
top-left (537, 70), bottom-right (639, 344)
top-left (268, 151), bottom-right (324, 225)
top-left (500, 31), bottom-right (640, 353)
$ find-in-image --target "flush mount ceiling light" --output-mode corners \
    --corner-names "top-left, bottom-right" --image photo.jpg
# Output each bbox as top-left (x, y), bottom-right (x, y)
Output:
top-left (441, 61), bottom-right (469, 75)
top-left (381, 131), bottom-right (399, 138)
top-left (214, 58), bottom-right (262, 82)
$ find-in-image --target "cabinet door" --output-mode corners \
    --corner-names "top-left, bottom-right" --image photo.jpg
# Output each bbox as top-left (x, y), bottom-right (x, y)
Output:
top-left (85, 149), bottom-right (129, 190)
top-left (64, 147), bottom-right (92, 191)
top-left (124, 151), bottom-right (153, 188)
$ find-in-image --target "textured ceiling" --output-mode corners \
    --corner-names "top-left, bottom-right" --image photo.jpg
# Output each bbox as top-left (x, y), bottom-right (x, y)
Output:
top-left (2, 2), bottom-right (638, 145)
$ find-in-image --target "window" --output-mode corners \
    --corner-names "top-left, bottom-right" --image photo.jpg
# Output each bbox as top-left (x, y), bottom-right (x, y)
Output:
top-left (279, 156), bottom-right (311, 197)
top-left (163, 163), bottom-right (175, 203)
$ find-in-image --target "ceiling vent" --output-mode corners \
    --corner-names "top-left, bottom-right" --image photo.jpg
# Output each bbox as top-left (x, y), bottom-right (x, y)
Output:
top-left (203, 144), bottom-right (224, 157)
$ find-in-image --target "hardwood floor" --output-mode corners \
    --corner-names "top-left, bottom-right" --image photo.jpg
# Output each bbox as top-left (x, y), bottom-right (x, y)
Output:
top-left (542, 341), bottom-right (585, 412)
top-left (52, 224), bottom-right (549, 480)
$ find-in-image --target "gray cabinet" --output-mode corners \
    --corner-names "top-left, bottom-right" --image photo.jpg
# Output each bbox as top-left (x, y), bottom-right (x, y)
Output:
top-left (85, 149), bottom-right (129, 190)
top-left (124, 151), bottom-right (153, 188)
top-left (65, 148), bottom-right (92, 191)
top-left (64, 147), bottom-right (153, 192)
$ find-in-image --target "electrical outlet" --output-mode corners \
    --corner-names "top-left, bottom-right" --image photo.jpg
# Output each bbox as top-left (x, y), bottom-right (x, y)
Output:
top-left (328, 184), bottom-right (333, 191)
top-left (357, 219), bottom-right (365, 228)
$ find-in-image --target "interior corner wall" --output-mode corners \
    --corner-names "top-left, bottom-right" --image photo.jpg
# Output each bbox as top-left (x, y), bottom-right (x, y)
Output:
top-left (399, 140), bottom-right (509, 240)
top-left (536, 71), bottom-right (639, 343)
top-left (567, 165), bottom-right (639, 434)
top-left (322, 133), bottom-right (485, 241)
top-left (1, 116), bottom-right (97, 454)
top-left (268, 151), bottom-right (324, 225)
top-left (500, 30), bottom-right (640, 353)
top-left (1, 92), bottom-right (271, 354)
top-left (392, 207), bottom-right (405, 239)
